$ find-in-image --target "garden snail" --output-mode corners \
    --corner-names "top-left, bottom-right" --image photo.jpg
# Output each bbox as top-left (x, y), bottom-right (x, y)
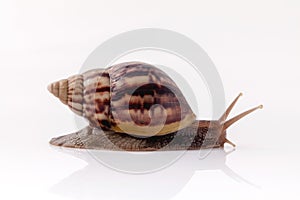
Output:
top-left (48, 61), bottom-right (262, 151)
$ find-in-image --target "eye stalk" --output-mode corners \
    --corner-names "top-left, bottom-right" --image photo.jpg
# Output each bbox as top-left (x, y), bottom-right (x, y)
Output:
top-left (218, 93), bottom-right (263, 147)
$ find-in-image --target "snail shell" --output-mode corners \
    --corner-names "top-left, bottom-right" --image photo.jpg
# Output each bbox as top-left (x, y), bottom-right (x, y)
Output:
top-left (48, 62), bottom-right (196, 137)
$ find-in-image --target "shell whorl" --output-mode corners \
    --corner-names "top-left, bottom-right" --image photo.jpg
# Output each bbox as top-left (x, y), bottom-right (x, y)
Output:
top-left (48, 69), bottom-right (111, 129)
top-left (82, 69), bottom-right (111, 129)
top-left (107, 62), bottom-right (196, 136)
top-left (47, 79), bottom-right (68, 105)
top-left (48, 75), bottom-right (84, 116)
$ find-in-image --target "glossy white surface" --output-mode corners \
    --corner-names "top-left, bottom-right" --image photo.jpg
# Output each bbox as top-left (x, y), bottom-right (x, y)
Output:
top-left (1, 0), bottom-right (300, 199)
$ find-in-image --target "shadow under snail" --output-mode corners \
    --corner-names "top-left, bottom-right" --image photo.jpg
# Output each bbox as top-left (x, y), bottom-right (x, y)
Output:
top-left (48, 62), bottom-right (262, 151)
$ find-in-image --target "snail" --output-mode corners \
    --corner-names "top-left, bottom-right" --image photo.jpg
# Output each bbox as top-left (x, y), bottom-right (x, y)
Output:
top-left (48, 61), bottom-right (262, 151)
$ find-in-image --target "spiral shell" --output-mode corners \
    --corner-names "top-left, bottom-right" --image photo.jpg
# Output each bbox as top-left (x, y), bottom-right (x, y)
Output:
top-left (48, 62), bottom-right (196, 137)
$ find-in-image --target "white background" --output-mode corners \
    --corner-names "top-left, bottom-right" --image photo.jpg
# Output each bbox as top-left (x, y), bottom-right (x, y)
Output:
top-left (1, 0), bottom-right (300, 199)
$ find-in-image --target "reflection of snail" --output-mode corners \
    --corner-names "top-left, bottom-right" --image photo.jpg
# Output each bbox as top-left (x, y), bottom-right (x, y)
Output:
top-left (48, 62), bottom-right (262, 150)
top-left (50, 148), bottom-right (258, 200)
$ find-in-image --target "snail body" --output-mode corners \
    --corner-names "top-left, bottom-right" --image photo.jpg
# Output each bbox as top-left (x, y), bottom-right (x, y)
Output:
top-left (48, 62), bottom-right (262, 151)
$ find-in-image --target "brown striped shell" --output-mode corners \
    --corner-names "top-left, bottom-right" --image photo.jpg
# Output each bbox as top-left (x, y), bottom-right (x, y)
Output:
top-left (48, 62), bottom-right (196, 137)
